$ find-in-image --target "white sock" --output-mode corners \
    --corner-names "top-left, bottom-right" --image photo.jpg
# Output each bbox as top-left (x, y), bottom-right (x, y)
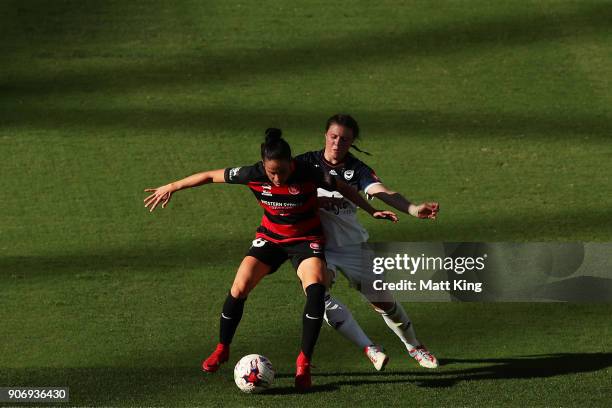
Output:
top-left (324, 294), bottom-right (373, 349)
top-left (378, 302), bottom-right (421, 350)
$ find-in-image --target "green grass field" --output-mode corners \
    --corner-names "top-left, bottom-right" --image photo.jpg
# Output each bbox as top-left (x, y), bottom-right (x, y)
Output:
top-left (1, 0), bottom-right (611, 406)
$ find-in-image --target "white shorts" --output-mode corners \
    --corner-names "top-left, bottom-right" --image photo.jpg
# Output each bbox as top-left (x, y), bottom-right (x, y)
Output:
top-left (326, 244), bottom-right (395, 303)
top-left (325, 244), bottom-right (376, 290)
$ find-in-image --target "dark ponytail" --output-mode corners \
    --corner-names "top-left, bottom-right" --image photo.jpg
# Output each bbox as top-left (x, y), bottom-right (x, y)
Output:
top-left (350, 144), bottom-right (372, 156)
top-left (261, 128), bottom-right (292, 161)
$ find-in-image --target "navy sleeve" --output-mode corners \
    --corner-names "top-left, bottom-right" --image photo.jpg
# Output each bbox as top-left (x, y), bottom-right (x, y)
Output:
top-left (356, 163), bottom-right (382, 192)
top-left (224, 164), bottom-right (259, 184)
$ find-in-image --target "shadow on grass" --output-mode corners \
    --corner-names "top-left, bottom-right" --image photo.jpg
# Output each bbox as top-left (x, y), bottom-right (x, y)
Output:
top-left (2, 3), bottom-right (611, 142)
top-left (0, 366), bottom-right (212, 405)
top-left (2, 207), bottom-right (612, 280)
top-left (367, 207), bottom-right (612, 242)
top-left (260, 384), bottom-right (339, 395)
top-left (0, 365), bottom-right (339, 402)
top-left (3, 106), bottom-right (611, 139)
top-left (0, 354), bottom-right (609, 402)
top-left (275, 352), bottom-right (612, 389)
top-left (415, 353), bottom-right (612, 388)
top-left (0, 239), bottom-right (244, 279)
top-left (2, 3), bottom-right (612, 96)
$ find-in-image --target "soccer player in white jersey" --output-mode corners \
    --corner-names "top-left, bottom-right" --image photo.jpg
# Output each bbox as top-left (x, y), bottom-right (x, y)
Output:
top-left (295, 114), bottom-right (440, 369)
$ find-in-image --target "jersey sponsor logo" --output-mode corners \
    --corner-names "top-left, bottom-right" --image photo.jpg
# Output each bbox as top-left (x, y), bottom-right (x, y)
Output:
top-left (343, 169), bottom-right (354, 180)
top-left (309, 242), bottom-right (321, 251)
top-left (329, 169), bottom-right (338, 176)
top-left (252, 238), bottom-right (267, 247)
top-left (262, 183), bottom-right (272, 196)
top-left (229, 167), bottom-right (241, 180)
top-left (260, 200), bottom-right (302, 209)
top-left (288, 184), bottom-right (300, 195)
top-left (319, 196), bottom-right (353, 215)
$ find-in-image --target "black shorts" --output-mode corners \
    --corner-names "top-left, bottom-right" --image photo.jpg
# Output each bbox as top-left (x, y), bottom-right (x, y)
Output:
top-left (246, 238), bottom-right (326, 274)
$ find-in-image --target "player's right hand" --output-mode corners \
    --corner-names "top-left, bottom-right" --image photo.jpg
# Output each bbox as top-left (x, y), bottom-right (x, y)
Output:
top-left (144, 184), bottom-right (175, 212)
top-left (414, 202), bottom-right (439, 219)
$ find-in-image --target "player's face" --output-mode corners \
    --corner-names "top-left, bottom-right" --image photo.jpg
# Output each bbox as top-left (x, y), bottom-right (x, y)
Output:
top-left (325, 124), bottom-right (354, 162)
top-left (263, 159), bottom-right (294, 186)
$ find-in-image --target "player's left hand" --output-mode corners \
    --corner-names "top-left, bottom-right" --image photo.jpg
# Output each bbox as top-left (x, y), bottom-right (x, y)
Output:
top-left (415, 202), bottom-right (439, 219)
top-left (373, 210), bottom-right (399, 223)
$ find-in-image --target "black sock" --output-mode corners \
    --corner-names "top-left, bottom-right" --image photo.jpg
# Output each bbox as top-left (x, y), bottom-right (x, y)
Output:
top-left (301, 283), bottom-right (326, 359)
top-left (219, 293), bottom-right (246, 346)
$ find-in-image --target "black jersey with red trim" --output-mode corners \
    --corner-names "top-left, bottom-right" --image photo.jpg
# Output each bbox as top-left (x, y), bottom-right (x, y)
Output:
top-left (224, 160), bottom-right (337, 244)
top-left (294, 150), bottom-right (381, 192)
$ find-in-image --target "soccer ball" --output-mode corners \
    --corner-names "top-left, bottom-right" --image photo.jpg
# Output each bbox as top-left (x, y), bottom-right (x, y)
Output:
top-left (233, 354), bottom-right (275, 393)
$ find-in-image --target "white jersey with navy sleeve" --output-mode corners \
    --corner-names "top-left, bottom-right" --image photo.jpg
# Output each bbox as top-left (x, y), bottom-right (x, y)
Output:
top-left (295, 150), bottom-right (382, 248)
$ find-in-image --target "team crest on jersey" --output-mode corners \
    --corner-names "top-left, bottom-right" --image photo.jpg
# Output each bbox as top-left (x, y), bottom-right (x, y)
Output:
top-left (309, 242), bottom-right (321, 251)
top-left (229, 167), bottom-right (241, 180)
top-left (262, 183), bottom-right (273, 196)
top-left (329, 169), bottom-right (338, 176)
top-left (288, 185), bottom-right (300, 195)
top-left (343, 170), bottom-right (354, 180)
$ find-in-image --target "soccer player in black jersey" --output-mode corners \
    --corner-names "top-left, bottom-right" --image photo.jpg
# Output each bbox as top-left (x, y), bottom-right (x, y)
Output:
top-left (144, 128), bottom-right (397, 391)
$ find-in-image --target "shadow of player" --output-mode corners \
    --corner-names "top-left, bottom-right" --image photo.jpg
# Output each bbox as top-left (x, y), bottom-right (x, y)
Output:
top-left (260, 384), bottom-right (339, 395)
top-left (278, 352), bottom-right (612, 389)
top-left (416, 352), bottom-right (612, 388)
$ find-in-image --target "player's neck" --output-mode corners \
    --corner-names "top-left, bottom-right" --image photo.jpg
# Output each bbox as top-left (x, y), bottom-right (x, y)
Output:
top-left (323, 149), bottom-right (346, 166)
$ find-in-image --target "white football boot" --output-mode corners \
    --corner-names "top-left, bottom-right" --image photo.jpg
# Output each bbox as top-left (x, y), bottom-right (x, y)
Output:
top-left (365, 345), bottom-right (389, 371)
top-left (408, 344), bottom-right (439, 368)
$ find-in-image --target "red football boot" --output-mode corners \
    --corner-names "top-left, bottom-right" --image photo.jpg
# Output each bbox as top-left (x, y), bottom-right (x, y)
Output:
top-left (295, 351), bottom-right (312, 391)
top-left (202, 343), bottom-right (229, 373)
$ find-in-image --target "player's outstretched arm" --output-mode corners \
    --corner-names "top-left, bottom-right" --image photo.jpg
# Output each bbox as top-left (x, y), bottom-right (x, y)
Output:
top-left (366, 183), bottom-right (439, 219)
top-left (335, 181), bottom-right (398, 222)
top-left (144, 169), bottom-right (226, 212)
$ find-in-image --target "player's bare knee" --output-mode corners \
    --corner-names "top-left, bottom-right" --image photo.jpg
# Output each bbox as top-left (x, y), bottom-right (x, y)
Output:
top-left (297, 257), bottom-right (328, 289)
top-left (230, 283), bottom-right (250, 299)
